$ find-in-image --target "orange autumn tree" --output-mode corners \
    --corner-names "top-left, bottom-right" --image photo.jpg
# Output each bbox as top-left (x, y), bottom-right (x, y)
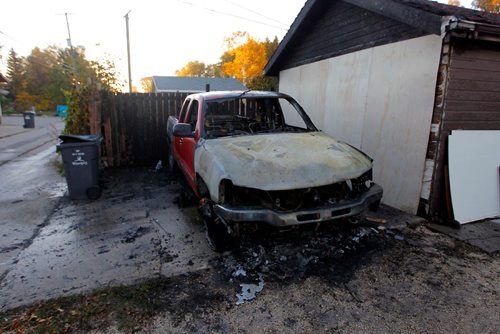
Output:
top-left (175, 32), bottom-right (279, 90)
top-left (222, 32), bottom-right (268, 86)
top-left (473, 0), bottom-right (500, 12)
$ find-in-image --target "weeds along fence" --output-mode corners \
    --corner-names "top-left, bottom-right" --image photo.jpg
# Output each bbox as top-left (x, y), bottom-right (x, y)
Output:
top-left (89, 91), bottom-right (190, 167)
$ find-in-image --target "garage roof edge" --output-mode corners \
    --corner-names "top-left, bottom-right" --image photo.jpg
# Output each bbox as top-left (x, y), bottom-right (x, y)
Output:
top-left (264, 0), bottom-right (500, 76)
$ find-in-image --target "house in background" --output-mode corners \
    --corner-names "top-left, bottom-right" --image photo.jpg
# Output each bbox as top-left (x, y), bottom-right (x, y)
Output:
top-left (264, 0), bottom-right (500, 219)
top-left (151, 76), bottom-right (246, 93)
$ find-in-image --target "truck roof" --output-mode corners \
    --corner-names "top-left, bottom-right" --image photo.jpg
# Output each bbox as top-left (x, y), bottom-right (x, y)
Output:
top-left (187, 90), bottom-right (290, 101)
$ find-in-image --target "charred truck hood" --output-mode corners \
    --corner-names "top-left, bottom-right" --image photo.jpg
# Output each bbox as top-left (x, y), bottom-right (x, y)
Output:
top-left (195, 132), bottom-right (373, 202)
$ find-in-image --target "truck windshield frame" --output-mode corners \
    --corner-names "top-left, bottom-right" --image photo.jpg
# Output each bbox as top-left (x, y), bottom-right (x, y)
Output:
top-left (201, 96), bottom-right (318, 139)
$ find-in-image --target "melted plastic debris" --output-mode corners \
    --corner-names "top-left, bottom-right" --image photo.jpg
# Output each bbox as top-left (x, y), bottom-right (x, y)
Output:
top-left (394, 234), bottom-right (405, 241)
top-left (232, 268), bottom-right (247, 278)
top-left (236, 274), bottom-right (264, 305)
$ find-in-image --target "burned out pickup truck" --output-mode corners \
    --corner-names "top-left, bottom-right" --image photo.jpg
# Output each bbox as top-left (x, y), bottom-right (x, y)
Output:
top-left (167, 91), bottom-right (382, 251)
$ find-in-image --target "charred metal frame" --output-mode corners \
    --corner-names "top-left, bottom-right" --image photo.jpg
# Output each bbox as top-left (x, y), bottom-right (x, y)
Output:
top-left (213, 184), bottom-right (383, 227)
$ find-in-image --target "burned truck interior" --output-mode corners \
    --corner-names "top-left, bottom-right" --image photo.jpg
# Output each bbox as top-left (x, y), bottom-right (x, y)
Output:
top-left (203, 97), bottom-right (317, 138)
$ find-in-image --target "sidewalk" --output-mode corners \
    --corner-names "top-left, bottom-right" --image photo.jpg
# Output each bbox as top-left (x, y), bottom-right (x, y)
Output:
top-left (0, 124), bottom-right (29, 139)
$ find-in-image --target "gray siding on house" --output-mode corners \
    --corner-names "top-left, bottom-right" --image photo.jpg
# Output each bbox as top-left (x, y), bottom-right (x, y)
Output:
top-left (275, 1), bottom-right (428, 72)
top-left (429, 39), bottom-right (500, 218)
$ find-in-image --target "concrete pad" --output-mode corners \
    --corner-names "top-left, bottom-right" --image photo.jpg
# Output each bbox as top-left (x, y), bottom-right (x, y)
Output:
top-left (0, 169), bottom-right (216, 311)
top-left (428, 219), bottom-right (500, 253)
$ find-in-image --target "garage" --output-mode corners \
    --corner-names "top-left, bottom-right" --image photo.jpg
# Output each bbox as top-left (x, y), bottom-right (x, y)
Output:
top-left (264, 0), bottom-right (500, 221)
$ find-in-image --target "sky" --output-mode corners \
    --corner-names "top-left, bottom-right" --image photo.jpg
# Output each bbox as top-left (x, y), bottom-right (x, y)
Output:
top-left (0, 0), bottom-right (474, 92)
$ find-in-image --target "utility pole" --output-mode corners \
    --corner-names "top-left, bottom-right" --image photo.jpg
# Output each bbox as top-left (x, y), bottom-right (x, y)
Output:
top-left (58, 12), bottom-right (78, 87)
top-left (64, 12), bottom-right (73, 51)
top-left (124, 10), bottom-right (132, 93)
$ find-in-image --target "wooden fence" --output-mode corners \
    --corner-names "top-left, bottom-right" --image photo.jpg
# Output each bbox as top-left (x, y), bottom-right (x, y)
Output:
top-left (89, 91), bottom-right (190, 167)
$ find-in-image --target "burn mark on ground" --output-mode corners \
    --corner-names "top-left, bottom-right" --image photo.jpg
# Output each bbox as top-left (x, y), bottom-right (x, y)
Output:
top-left (121, 226), bottom-right (151, 244)
top-left (213, 222), bottom-right (398, 305)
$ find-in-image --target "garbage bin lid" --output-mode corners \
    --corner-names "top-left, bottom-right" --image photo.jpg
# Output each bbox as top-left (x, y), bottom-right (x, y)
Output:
top-left (58, 134), bottom-right (101, 143)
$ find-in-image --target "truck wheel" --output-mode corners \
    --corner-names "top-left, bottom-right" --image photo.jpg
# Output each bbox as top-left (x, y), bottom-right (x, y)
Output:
top-left (204, 216), bottom-right (235, 252)
top-left (200, 200), bottom-right (236, 252)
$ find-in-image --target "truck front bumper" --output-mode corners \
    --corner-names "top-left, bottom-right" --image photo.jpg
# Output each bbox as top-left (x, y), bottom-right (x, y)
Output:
top-left (213, 184), bottom-right (383, 227)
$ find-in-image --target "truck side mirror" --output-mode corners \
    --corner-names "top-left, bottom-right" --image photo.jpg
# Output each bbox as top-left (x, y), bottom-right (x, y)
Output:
top-left (173, 123), bottom-right (195, 138)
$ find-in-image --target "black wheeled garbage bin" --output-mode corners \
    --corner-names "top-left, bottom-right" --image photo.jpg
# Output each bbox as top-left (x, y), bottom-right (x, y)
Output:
top-left (57, 134), bottom-right (102, 200)
top-left (23, 111), bottom-right (35, 128)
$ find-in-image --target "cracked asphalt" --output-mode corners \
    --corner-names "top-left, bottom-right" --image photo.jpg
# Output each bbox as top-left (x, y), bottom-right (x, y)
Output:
top-left (0, 116), bottom-right (65, 283)
top-left (0, 169), bottom-right (217, 310)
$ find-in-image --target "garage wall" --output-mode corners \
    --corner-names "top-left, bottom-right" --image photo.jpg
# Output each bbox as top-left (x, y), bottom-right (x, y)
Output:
top-left (279, 35), bottom-right (442, 214)
top-left (428, 39), bottom-right (500, 217)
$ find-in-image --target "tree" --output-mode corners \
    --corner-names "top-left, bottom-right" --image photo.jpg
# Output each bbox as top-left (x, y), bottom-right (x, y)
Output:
top-left (448, 0), bottom-right (461, 6)
top-left (264, 36), bottom-right (279, 60)
top-left (175, 61), bottom-right (207, 77)
top-left (205, 63), bottom-right (225, 78)
top-left (472, 0), bottom-right (500, 12)
top-left (222, 32), bottom-right (268, 86)
top-left (175, 32), bottom-right (279, 90)
top-left (140, 77), bottom-right (154, 92)
top-left (89, 59), bottom-right (121, 92)
top-left (6, 49), bottom-right (25, 99)
top-left (253, 36), bottom-right (280, 91)
top-left (62, 47), bottom-right (122, 134)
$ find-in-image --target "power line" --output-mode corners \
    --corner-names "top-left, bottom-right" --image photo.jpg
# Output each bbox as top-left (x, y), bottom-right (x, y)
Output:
top-left (0, 29), bottom-right (17, 42)
top-left (174, 0), bottom-right (287, 31)
top-left (222, 0), bottom-right (289, 28)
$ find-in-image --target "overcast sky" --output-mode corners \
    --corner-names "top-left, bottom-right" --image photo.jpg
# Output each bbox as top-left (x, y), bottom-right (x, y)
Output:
top-left (0, 0), bottom-right (473, 91)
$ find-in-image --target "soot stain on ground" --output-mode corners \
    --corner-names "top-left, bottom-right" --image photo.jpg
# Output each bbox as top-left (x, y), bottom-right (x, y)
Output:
top-left (212, 222), bottom-right (398, 305)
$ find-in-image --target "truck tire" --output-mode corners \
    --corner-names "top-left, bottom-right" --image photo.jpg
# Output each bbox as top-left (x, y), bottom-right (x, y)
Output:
top-left (200, 200), bottom-right (236, 252)
top-left (204, 216), bottom-right (235, 252)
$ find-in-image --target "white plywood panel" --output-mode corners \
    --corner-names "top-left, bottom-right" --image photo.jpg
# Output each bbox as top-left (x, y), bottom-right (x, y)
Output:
top-left (361, 35), bottom-right (442, 213)
top-left (279, 67), bottom-right (301, 99)
top-left (449, 130), bottom-right (500, 224)
top-left (297, 61), bottom-right (329, 128)
top-left (280, 61), bottom-right (328, 127)
top-left (279, 35), bottom-right (442, 214)
top-left (279, 68), bottom-right (305, 127)
top-left (323, 49), bottom-right (372, 149)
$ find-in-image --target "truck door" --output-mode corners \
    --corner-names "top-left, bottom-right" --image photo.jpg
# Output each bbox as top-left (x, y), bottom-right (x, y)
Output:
top-left (176, 99), bottom-right (191, 161)
top-left (178, 99), bottom-right (199, 190)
